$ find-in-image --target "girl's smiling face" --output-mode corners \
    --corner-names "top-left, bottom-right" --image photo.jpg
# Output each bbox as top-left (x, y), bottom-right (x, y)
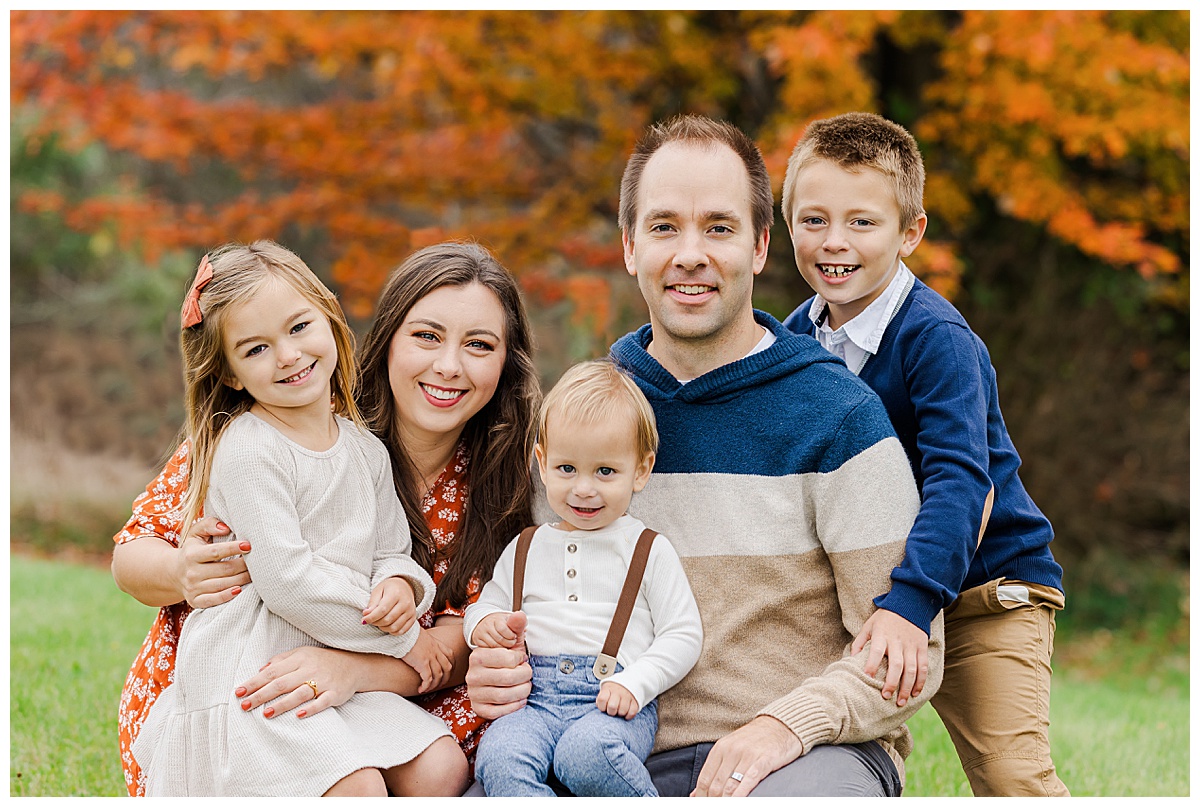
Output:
top-left (387, 282), bottom-right (508, 449)
top-left (221, 276), bottom-right (337, 419)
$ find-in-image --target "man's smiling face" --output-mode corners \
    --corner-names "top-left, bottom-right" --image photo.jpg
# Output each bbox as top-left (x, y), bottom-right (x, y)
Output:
top-left (622, 141), bottom-right (768, 354)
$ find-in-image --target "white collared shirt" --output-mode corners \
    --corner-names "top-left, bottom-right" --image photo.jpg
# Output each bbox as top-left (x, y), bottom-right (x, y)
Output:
top-left (808, 262), bottom-right (915, 375)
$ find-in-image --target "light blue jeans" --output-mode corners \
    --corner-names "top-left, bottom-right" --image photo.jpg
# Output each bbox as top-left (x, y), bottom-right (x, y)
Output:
top-left (473, 654), bottom-right (659, 797)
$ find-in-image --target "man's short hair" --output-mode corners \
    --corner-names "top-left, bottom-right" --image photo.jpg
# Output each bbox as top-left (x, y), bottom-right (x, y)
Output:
top-left (781, 112), bottom-right (925, 231)
top-left (537, 359), bottom-right (658, 462)
top-left (619, 114), bottom-right (774, 239)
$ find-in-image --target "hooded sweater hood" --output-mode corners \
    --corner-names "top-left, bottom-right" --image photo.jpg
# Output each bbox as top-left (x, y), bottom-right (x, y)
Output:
top-left (611, 310), bottom-right (843, 405)
top-left (610, 310), bottom-right (894, 477)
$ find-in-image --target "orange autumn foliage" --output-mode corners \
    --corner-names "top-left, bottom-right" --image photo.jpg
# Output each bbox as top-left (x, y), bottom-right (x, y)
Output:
top-left (12, 10), bottom-right (1188, 327)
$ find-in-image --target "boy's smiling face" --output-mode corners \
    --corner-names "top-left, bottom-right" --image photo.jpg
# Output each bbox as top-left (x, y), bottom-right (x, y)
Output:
top-left (788, 158), bottom-right (926, 330)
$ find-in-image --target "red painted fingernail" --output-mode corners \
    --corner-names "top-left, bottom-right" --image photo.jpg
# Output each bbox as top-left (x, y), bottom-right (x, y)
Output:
top-left (241, 700), bottom-right (251, 710)
top-left (231, 587), bottom-right (242, 596)
top-left (216, 522), bottom-right (229, 531)
top-left (239, 541), bottom-right (250, 551)
top-left (235, 687), bottom-right (246, 697)
top-left (263, 707), bottom-right (274, 718)
top-left (297, 710), bottom-right (307, 718)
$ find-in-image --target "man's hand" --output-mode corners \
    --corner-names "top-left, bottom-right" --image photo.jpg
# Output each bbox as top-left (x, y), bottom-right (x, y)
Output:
top-left (470, 611), bottom-right (523, 649)
top-left (465, 611), bottom-right (532, 720)
top-left (851, 608), bottom-right (929, 707)
top-left (692, 716), bottom-right (803, 797)
top-left (363, 576), bottom-right (417, 636)
top-left (596, 681), bottom-right (639, 719)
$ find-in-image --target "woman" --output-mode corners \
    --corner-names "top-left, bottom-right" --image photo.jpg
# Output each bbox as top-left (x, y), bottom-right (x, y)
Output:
top-left (111, 241), bottom-right (540, 797)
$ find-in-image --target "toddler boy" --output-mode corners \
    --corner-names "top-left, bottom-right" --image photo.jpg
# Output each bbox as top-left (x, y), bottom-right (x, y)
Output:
top-left (781, 112), bottom-right (1068, 797)
top-left (464, 359), bottom-right (702, 797)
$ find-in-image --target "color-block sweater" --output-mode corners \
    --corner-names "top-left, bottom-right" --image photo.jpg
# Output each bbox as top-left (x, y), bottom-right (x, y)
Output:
top-left (606, 311), bottom-right (943, 783)
top-left (785, 279), bottom-right (1064, 634)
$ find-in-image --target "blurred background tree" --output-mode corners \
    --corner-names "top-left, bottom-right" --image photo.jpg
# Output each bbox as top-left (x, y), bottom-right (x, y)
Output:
top-left (10, 10), bottom-right (1189, 629)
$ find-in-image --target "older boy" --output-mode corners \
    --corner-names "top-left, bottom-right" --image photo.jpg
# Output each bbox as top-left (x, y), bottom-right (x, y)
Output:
top-left (781, 111), bottom-right (1068, 797)
top-left (468, 115), bottom-right (943, 797)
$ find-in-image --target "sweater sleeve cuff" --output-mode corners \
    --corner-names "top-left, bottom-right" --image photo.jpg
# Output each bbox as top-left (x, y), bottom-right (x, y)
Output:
top-left (757, 692), bottom-right (837, 756)
top-left (874, 580), bottom-right (942, 636)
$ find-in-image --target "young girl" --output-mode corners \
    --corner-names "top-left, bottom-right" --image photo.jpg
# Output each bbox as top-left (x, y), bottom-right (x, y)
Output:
top-left (130, 242), bottom-right (462, 796)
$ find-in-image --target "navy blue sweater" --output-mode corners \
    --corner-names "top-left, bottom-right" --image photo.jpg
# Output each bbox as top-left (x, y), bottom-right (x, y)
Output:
top-left (608, 312), bottom-right (937, 766)
top-left (785, 279), bottom-right (1064, 634)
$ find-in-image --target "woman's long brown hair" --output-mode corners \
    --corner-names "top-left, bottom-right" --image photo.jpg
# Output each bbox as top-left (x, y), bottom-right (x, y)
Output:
top-left (356, 241), bottom-right (540, 610)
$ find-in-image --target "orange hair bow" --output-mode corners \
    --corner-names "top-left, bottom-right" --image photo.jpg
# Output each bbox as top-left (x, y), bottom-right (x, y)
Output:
top-left (180, 254), bottom-right (213, 329)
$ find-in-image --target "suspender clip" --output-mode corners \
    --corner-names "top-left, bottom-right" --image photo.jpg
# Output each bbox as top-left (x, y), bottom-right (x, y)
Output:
top-left (593, 653), bottom-right (618, 679)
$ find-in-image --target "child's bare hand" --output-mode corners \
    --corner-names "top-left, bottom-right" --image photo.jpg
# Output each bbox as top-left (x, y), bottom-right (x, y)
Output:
top-left (851, 608), bottom-right (930, 707)
top-left (596, 681), bottom-right (639, 719)
top-left (363, 576), bottom-right (417, 636)
top-left (401, 628), bottom-right (454, 693)
top-left (471, 612), bottom-right (524, 649)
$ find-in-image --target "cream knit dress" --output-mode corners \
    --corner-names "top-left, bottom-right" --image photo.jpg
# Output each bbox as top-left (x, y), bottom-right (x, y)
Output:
top-left (131, 413), bottom-right (451, 796)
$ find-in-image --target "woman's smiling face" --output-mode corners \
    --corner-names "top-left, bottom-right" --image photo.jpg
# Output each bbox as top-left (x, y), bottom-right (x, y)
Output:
top-left (387, 282), bottom-right (508, 448)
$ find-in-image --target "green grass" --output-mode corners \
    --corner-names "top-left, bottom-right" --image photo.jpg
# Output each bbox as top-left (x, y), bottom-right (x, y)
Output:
top-left (900, 613), bottom-right (1190, 797)
top-left (905, 669), bottom-right (1190, 796)
top-left (9, 553), bottom-right (1191, 797)
top-left (10, 553), bottom-right (158, 796)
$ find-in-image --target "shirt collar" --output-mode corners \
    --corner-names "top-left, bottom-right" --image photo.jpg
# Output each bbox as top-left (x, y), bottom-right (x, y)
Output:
top-left (808, 261), bottom-right (914, 356)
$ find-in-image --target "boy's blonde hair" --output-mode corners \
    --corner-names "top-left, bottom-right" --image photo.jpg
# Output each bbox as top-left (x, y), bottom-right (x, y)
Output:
top-left (178, 240), bottom-right (361, 528)
top-left (537, 359), bottom-right (658, 462)
top-left (781, 112), bottom-right (925, 231)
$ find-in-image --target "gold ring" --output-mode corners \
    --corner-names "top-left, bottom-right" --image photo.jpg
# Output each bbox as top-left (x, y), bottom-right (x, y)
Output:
top-left (304, 680), bottom-right (319, 699)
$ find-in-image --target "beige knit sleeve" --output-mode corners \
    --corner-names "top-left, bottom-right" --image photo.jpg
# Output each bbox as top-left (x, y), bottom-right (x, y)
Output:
top-left (757, 432), bottom-right (944, 755)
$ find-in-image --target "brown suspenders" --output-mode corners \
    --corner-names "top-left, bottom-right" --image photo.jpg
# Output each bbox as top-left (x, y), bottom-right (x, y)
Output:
top-left (511, 526), bottom-right (658, 680)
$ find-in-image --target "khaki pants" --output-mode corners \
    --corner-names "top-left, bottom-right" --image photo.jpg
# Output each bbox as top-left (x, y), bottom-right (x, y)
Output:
top-left (932, 578), bottom-right (1070, 797)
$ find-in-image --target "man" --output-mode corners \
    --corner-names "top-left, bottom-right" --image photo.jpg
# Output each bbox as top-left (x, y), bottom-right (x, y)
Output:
top-left (466, 115), bottom-right (943, 797)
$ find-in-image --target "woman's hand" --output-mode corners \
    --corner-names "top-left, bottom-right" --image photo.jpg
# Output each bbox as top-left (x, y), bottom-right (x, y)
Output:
top-left (112, 515), bottom-right (251, 608)
top-left (175, 516), bottom-right (252, 609)
top-left (235, 646), bottom-right (362, 720)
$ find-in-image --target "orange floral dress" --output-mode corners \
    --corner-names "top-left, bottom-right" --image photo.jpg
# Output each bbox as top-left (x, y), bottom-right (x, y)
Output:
top-left (114, 440), bottom-right (488, 797)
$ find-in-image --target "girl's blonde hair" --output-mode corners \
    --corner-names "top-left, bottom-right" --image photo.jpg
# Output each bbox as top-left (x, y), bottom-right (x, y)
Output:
top-left (537, 359), bottom-right (658, 462)
top-left (177, 240), bottom-right (361, 528)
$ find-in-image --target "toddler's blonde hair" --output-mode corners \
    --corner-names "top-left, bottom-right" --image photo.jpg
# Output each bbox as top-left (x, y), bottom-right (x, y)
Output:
top-left (537, 359), bottom-right (657, 462)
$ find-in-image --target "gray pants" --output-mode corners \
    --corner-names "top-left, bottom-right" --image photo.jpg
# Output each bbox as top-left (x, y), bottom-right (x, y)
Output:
top-left (645, 741), bottom-right (901, 797)
top-left (464, 740), bottom-right (900, 797)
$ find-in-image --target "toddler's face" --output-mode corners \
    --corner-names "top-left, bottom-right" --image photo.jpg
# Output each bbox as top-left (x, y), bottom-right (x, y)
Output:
top-left (535, 411), bottom-right (653, 533)
top-left (788, 158), bottom-right (925, 330)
